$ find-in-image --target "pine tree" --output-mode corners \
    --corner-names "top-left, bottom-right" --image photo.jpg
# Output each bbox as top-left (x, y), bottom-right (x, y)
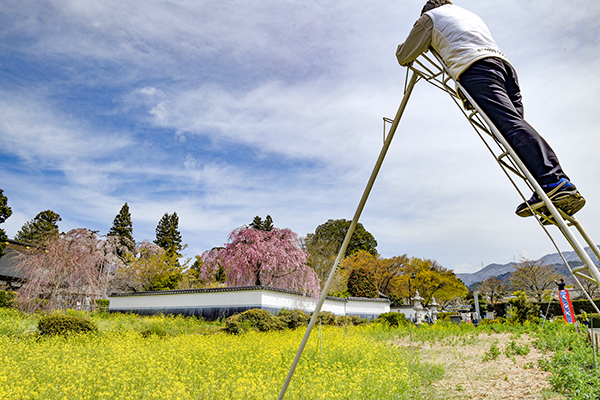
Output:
top-left (154, 212), bottom-right (182, 257)
top-left (263, 215), bottom-right (274, 232)
top-left (0, 189), bottom-right (12, 258)
top-left (249, 215), bottom-right (274, 231)
top-left (15, 210), bottom-right (61, 245)
top-left (108, 202), bottom-right (135, 254)
top-left (249, 216), bottom-right (263, 230)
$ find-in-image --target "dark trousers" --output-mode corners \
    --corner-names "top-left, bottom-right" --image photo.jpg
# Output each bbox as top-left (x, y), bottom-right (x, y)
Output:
top-left (459, 57), bottom-right (568, 186)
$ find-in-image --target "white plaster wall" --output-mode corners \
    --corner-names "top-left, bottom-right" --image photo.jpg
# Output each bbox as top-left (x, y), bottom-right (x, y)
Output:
top-left (321, 299), bottom-right (347, 315)
top-left (109, 288), bottom-right (390, 318)
top-left (261, 291), bottom-right (315, 312)
top-left (346, 300), bottom-right (390, 316)
top-left (110, 290), bottom-right (264, 311)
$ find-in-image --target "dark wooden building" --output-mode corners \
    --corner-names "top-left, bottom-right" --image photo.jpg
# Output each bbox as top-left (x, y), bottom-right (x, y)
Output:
top-left (0, 239), bottom-right (29, 290)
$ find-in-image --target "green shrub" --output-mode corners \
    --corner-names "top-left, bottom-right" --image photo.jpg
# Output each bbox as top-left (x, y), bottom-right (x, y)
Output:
top-left (277, 309), bottom-right (310, 329)
top-left (507, 292), bottom-right (539, 324)
top-left (479, 318), bottom-right (502, 326)
top-left (223, 309), bottom-right (285, 334)
top-left (139, 325), bottom-right (169, 338)
top-left (436, 311), bottom-right (453, 320)
top-left (376, 312), bottom-right (409, 328)
top-left (335, 315), bottom-right (367, 327)
top-left (577, 312), bottom-right (600, 327)
top-left (38, 313), bottom-right (98, 336)
top-left (223, 314), bottom-right (248, 334)
top-left (312, 311), bottom-right (337, 325)
top-left (0, 290), bottom-right (16, 308)
top-left (95, 299), bottom-right (110, 309)
top-left (327, 290), bottom-right (350, 298)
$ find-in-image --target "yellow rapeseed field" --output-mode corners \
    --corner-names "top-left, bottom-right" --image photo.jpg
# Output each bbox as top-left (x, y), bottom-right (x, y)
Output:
top-left (0, 313), bottom-right (438, 400)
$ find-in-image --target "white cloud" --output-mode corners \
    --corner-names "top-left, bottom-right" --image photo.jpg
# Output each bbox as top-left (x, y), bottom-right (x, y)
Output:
top-left (1, 0), bottom-right (599, 274)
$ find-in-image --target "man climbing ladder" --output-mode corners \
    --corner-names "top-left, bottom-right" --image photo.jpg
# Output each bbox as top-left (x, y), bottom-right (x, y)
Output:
top-left (396, 0), bottom-right (586, 218)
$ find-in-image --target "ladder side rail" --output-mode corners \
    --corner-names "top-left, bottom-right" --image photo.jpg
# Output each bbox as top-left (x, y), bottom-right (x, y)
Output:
top-left (553, 219), bottom-right (600, 285)
top-left (413, 51), bottom-right (600, 288)
top-left (571, 219), bottom-right (600, 266)
top-left (546, 233), bottom-right (600, 315)
top-left (430, 54), bottom-right (600, 287)
top-left (458, 77), bottom-right (600, 286)
top-left (561, 257), bottom-right (600, 315)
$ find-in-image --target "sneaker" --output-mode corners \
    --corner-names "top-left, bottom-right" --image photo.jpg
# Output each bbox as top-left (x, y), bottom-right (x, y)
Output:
top-left (515, 178), bottom-right (586, 218)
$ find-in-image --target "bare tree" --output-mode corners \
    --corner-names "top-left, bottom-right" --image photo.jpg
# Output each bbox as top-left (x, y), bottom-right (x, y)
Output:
top-left (15, 229), bottom-right (124, 312)
top-left (510, 258), bottom-right (563, 302)
top-left (576, 278), bottom-right (600, 300)
top-left (477, 276), bottom-right (508, 305)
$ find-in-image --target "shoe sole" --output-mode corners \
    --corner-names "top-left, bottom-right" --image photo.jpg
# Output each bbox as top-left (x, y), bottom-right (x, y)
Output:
top-left (540, 196), bottom-right (587, 226)
top-left (516, 190), bottom-right (585, 218)
top-left (554, 193), bottom-right (586, 216)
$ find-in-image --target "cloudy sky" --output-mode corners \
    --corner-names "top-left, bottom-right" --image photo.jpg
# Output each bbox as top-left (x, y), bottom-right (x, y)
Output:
top-left (1, 0), bottom-right (599, 274)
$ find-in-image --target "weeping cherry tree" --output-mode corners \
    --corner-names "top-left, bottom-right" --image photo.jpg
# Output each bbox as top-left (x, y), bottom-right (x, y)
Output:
top-left (201, 227), bottom-right (320, 297)
top-left (15, 229), bottom-right (125, 312)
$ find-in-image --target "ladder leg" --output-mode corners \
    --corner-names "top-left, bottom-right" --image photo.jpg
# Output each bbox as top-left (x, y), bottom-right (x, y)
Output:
top-left (277, 69), bottom-right (420, 400)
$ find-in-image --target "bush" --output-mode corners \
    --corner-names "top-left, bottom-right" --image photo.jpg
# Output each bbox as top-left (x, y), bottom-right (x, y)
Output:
top-left (504, 340), bottom-right (530, 357)
top-left (507, 292), bottom-right (539, 324)
top-left (0, 290), bottom-right (16, 308)
top-left (479, 318), bottom-right (503, 326)
top-left (312, 311), bottom-right (337, 326)
top-left (577, 312), bottom-right (600, 327)
top-left (139, 325), bottom-right (169, 338)
top-left (436, 311), bottom-right (453, 320)
top-left (223, 309), bottom-right (285, 334)
top-left (95, 299), bottom-right (110, 309)
top-left (376, 312), bottom-right (409, 327)
top-left (482, 341), bottom-right (501, 361)
top-left (38, 313), bottom-right (98, 336)
top-left (277, 309), bottom-right (310, 329)
top-left (335, 315), bottom-right (367, 327)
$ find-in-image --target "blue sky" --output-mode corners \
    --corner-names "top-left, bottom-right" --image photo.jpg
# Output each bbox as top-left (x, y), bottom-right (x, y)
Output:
top-left (2, 0), bottom-right (599, 273)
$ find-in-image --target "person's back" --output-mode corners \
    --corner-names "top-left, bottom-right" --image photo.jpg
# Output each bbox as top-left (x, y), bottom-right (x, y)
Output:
top-left (426, 4), bottom-right (507, 79)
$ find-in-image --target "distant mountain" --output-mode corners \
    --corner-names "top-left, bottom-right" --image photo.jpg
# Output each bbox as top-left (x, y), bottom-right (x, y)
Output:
top-left (538, 247), bottom-right (599, 266)
top-left (456, 247), bottom-right (599, 286)
top-left (456, 263), bottom-right (517, 286)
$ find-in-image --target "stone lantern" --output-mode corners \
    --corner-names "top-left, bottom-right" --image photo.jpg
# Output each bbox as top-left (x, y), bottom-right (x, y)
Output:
top-left (412, 290), bottom-right (425, 324)
top-left (429, 297), bottom-right (439, 322)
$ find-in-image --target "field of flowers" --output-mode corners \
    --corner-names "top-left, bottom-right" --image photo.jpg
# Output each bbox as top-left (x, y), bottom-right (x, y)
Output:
top-left (0, 309), bottom-right (442, 400)
top-left (0, 308), bottom-right (598, 399)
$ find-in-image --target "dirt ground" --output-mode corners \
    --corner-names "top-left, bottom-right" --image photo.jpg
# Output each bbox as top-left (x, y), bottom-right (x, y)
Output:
top-left (395, 332), bottom-right (566, 400)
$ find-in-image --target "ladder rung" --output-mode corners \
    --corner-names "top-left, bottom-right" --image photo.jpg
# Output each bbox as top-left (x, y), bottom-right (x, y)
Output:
top-left (575, 271), bottom-right (599, 284)
top-left (572, 265), bottom-right (590, 274)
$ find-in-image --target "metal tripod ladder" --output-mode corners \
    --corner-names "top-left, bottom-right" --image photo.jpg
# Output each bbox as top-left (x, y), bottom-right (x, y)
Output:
top-left (405, 51), bottom-right (600, 310)
top-left (277, 52), bottom-right (600, 399)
